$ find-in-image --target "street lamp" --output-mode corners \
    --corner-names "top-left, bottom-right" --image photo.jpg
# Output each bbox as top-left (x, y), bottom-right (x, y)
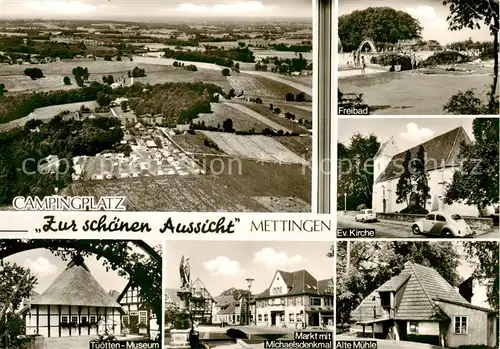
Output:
top-left (344, 193), bottom-right (347, 213)
top-left (245, 278), bottom-right (254, 325)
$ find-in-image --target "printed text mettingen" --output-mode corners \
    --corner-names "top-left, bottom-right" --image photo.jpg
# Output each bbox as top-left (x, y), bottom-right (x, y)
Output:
top-left (251, 220), bottom-right (331, 232)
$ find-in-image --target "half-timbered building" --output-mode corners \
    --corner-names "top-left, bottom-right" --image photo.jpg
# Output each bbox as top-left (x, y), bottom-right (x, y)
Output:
top-left (20, 256), bottom-right (123, 338)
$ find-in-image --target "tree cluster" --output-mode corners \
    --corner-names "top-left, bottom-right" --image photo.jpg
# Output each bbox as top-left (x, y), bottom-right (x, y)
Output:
top-left (24, 67), bottom-right (44, 80)
top-left (338, 7), bottom-right (423, 52)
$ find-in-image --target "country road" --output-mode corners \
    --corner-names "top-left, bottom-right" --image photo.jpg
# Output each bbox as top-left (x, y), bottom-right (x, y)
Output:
top-left (337, 213), bottom-right (499, 239)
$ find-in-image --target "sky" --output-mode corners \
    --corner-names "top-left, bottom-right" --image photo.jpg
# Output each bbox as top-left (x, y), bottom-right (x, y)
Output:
top-left (338, 117), bottom-right (475, 152)
top-left (165, 241), bottom-right (333, 297)
top-left (339, 0), bottom-right (493, 44)
top-left (0, 0), bottom-right (312, 19)
top-left (4, 239), bottom-right (162, 296)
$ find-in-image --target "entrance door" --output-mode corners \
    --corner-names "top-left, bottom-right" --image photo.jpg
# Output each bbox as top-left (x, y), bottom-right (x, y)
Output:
top-left (271, 312), bottom-right (277, 326)
top-left (129, 315), bottom-right (139, 334)
top-left (383, 199), bottom-right (387, 213)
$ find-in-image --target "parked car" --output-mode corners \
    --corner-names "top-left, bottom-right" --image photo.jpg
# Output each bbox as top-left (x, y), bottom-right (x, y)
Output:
top-left (412, 211), bottom-right (476, 237)
top-left (355, 209), bottom-right (377, 223)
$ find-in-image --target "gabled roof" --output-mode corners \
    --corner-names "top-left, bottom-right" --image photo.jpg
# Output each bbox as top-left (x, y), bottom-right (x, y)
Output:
top-left (217, 302), bottom-right (236, 315)
top-left (165, 288), bottom-right (182, 306)
top-left (376, 127), bottom-right (470, 183)
top-left (352, 262), bottom-right (486, 322)
top-left (255, 270), bottom-right (332, 299)
top-left (31, 257), bottom-right (122, 309)
top-left (192, 277), bottom-right (214, 301)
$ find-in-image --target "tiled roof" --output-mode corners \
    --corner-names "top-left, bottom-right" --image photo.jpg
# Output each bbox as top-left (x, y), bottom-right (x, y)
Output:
top-left (217, 302), bottom-right (236, 315)
top-left (376, 127), bottom-right (470, 183)
top-left (352, 262), bottom-right (480, 322)
top-left (165, 288), bottom-right (182, 306)
top-left (256, 270), bottom-right (332, 299)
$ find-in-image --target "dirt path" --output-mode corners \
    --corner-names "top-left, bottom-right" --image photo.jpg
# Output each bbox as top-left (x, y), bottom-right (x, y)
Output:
top-left (223, 102), bottom-right (293, 133)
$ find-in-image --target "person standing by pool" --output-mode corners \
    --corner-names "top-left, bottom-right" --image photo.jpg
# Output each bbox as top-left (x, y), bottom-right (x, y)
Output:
top-left (361, 56), bottom-right (366, 75)
top-left (353, 51), bottom-right (357, 68)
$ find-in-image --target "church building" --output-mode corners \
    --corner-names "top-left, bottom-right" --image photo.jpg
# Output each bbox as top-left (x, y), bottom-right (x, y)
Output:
top-left (372, 127), bottom-right (481, 216)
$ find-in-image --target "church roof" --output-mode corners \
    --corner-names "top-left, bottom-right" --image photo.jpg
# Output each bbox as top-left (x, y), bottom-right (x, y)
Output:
top-left (351, 262), bottom-right (491, 323)
top-left (31, 256), bottom-right (122, 309)
top-left (376, 127), bottom-right (470, 183)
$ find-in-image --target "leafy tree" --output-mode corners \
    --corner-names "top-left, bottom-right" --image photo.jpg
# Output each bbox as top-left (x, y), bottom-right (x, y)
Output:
top-left (72, 66), bottom-right (89, 87)
top-left (337, 133), bottom-right (380, 209)
top-left (222, 118), bottom-right (234, 133)
top-left (63, 76), bottom-right (71, 85)
top-left (24, 68), bottom-right (44, 80)
top-left (296, 92), bottom-right (307, 102)
top-left (338, 7), bottom-right (423, 51)
top-left (463, 241), bottom-right (499, 311)
top-left (396, 150), bottom-right (413, 207)
top-left (442, 0), bottom-right (499, 110)
top-left (221, 68), bottom-right (231, 76)
top-left (413, 145), bottom-right (431, 208)
top-left (116, 56), bottom-right (122, 61)
top-left (120, 100), bottom-right (128, 112)
top-left (444, 118), bottom-right (499, 211)
top-left (104, 55), bottom-right (112, 61)
top-left (336, 241), bottom-right (461, 325)
top-left (285, 92), bottom-right (295, 101)
top-left (131, 67), bottom-right (146, 78)
top-left (234, 62), bottom-right (240, 72)
top-left (96, 92), bottom-right (111, 107)
top-left (443, 88), bottom-right (499, 115)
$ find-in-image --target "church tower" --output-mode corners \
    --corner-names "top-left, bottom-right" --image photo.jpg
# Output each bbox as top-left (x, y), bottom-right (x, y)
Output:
top-left (373, 137), bottom-right (399, 182)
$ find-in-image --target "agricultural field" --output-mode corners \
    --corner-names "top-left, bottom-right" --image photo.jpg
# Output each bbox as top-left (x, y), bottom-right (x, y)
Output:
top-left (222, 102), bottom-right (291, 132)
top-left (0, 59), bottom-right (232, 92)
top-left (0, 101), bottom-right (98, 131)
top-left (276, 74), bottom-right (313, 88)
top-left (62, 157), bottom-right (312, 212)
top-left (270, 102), bottom-right (313, 121)
top-left (243, 71), bottom-right (312, 96)
top-left (195, 102), bottom-right (269, 133)
top-left (171, 132), bottom-right (225, 155)
top-left (227, 73), bottom-right (304, 99)
top-left (253, 50), bottom-right (313, 61)
top-left (197, 155), bottom-right (311, 204)
top-left (235, 102), bottom-right (308, 134)
top-left (200, 131), bottom-right (308, 164)
top-left (275, 136), bottom-right (312, 161)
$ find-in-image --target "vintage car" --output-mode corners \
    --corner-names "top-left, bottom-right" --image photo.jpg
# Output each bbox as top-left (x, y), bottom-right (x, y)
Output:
top-left (412, 211), bottom-right (476, 237)
top-left (355, 209), bottom-right (377, 223)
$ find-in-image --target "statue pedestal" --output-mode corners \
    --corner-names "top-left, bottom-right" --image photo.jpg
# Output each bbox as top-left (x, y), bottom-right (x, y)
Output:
top-left (166, 329), bottom-right (190, 349)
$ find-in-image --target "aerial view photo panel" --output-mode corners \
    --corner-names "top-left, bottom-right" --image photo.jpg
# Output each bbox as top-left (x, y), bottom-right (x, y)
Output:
top-left (336, 117), bottom-right (499, 239)
top-left (0, 0), bottom-right (314, 212)
top-left (337, 0), bottom-right (499, 116)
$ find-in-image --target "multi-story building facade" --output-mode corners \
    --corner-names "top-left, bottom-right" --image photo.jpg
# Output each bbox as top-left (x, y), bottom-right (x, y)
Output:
top-left (118, 282), bottom-right (159, 339)
top-left (212, 293), bottom-right (256, 325)
top-left (190, 278), bottom-right (214, 325)
top-left (255, 270), bottom-right (334, 329)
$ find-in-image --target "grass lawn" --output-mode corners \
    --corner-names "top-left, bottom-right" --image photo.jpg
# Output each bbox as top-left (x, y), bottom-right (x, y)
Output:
top-left (338, 70), bottom-right (497, 115)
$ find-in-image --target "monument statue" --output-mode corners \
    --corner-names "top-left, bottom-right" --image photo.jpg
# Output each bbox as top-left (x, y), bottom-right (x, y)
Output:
top-left (179, 256), bottom-right (191, 289)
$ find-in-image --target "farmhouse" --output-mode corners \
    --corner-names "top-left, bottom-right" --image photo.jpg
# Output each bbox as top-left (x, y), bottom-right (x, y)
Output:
top-left (255, 270), bottom-right (333, 329)
top-left (117, 281), bottom-right (159, 339)
top-left (351, 262), bottom-right (498, 348)
top-left (372, 127), bottom-right (485, 216)
top-left (20, 255), bottom-right (123, 338)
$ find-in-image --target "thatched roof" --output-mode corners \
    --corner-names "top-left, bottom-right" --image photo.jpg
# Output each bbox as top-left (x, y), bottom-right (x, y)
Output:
top-left (31, 257), bottom-right (123, 309)
top-left (351, 262), bottom-right (492, 323)
top-left (376, 127), bottom-right (470, 183)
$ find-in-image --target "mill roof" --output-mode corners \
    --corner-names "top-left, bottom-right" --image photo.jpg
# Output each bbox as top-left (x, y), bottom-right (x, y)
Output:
top-left (351, 262), bottom-right (489, 322)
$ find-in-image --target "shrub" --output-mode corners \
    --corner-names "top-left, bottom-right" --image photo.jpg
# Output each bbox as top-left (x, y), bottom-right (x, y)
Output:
top-left (370, 53), bottom-right (412, 71)
top-left (63, 76), bottom-right (71, 85)
top-left (24, 67), bottom-right (44, 80)
top-left (221, 68), bottom-right (231, 76)
top-left (443, 88), bottom-right (499, 115)
top-left (356, 204), bottom-right (367, 211)
top-left (422, 51), bottom-right (472, 67)
top-left (400, 205), bottom-right (429, 214)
